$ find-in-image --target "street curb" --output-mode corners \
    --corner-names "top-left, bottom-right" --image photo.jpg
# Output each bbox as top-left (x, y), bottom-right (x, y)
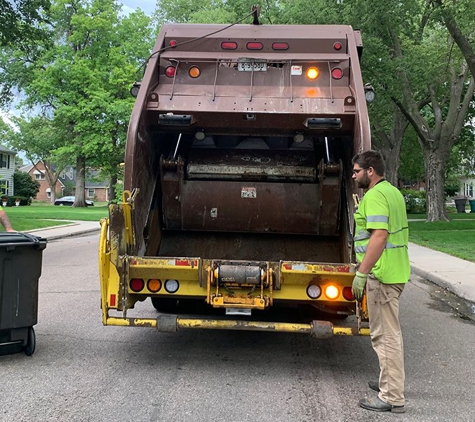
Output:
top-left (44, 227), bottom-right (101, 241)
top-left (411, 264), bottom-right (475, 304)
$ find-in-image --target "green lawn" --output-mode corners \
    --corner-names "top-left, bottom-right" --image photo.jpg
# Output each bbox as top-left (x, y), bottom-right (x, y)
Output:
top-left (3, 205), bottom-right (475, 263)
top-left (2, 204), bottom-right (109, 232)
top-left (408, 214), bottom-right (475, 262)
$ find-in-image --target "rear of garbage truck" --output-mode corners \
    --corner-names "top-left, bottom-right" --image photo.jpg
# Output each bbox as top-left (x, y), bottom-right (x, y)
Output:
top-left (99, 22), bottom-right (371, 337)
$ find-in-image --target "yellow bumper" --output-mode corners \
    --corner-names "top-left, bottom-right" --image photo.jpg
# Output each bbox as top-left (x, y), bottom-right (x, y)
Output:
top-left (104, 316), bottom-right (370, 338)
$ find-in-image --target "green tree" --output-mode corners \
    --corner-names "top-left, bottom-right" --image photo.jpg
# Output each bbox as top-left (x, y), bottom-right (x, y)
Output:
top-left (13, 170), bottom-right (40, 199)
top-left (2, 115), bottom-right (70, 203)
top-left (0, 0), bottom-right (51, 47)
top-left (0, 0), bottom-right (155, 206)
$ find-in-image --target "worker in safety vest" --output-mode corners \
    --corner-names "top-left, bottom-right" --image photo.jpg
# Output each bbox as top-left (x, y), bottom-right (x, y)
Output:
top-left (351, 150), bottom-right (410, 413)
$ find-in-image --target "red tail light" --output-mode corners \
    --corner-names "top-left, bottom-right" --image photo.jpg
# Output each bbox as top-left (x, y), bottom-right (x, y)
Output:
top-left (221, 42), bottom-right (238, 50)
top-left (333, 42), bottom-right (342, 51)
top-left (169, 40), bottom-right (177, 47)
top-left (247, 42), bottom-right (263, 50)
top-left (343, 286), bottom-right (354, 301)
top-left (130, 278), bottom-right (145, 292)
top-left (331, 68), bottom-right (343, 79)
top-left (272, 42), bottom-right (289, 50)
top-left (165, 66), bottom-right (176, 78)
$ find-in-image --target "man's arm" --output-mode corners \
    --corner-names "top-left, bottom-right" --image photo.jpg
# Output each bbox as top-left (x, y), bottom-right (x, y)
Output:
top-left (0, 209), bottom-right (15, 232)
top-left (358, 228), bottom-right (388, 274)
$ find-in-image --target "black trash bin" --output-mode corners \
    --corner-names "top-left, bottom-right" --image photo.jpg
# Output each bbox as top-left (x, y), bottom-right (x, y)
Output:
top-left (0, 233), bottom-right (47, 356)
top-left (454, 198), bottom-right (467, 213)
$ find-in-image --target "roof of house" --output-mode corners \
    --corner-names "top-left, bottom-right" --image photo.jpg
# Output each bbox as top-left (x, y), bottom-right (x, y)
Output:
top-left (19, 164), bottom-right (34, 172)
top-left (0, 145), bottom-right (16, 154)
top-left (20, 161), bottom-right (109, 188)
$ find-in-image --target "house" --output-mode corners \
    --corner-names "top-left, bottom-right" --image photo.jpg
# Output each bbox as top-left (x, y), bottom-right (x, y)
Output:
top-left (20, 161), bottom-right (110, 203)
top-left (0, 145), bottom-right (16, 196)
top-left (19, 162), bottom-right (69, 202)
top-left (459, 177), bottom-right (474, 199)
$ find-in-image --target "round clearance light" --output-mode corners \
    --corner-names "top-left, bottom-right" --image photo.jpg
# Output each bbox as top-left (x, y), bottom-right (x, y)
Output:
top-left (365, 88), bottom-right (376, 103)
top-left (147, 279), bottom-right (162, 293)
top-left (188, 66), bottom-right (201, 78)
top-left (164, 279), bottom-right (179, 294)
top-left (165, 66), bottom-right (176, 78)
top-left (169, 40), bottom-right (178, 47)
top-left (307, 284), bottom-right (322, 299)
top-left (130, 82), bottom-right (140, 98)
top-left (306, 67), bottom-right (319, 80)
top-left (324, 285), bottom-right (339, 300)
top-left (130, 278), bottom-right (145, 292)
top-left (195, 130), bottom-right (206, 141)
top-left (333, 42), bottom-right (342, 51)
top-left (293, 133), bottom-right (305, 143)
top-left (331, 68), bottom-right (343, 80)
top-left (343, 286), bottom-right (354, 301)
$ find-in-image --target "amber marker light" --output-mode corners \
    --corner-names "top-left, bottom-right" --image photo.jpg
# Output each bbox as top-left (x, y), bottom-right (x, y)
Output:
top-left (324, 285), bottom-right (339, 300)
top-left (306, 67), bottom-right (319, 80)
top-left (188, 66), bottom-right (201, 78)
top-left (147, 279), bottom-right (162, 293)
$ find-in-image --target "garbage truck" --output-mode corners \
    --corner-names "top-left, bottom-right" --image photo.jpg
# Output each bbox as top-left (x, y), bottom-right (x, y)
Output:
top-left (99, 18), bottom-right (372, 338)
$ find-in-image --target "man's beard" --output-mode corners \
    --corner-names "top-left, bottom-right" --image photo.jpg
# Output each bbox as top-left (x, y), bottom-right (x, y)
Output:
top-left (357, 173), bottom-right (370, 189)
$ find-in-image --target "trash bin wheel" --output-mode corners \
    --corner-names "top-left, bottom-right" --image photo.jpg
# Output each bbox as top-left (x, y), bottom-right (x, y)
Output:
top-left (24, 326), bottom-right (36, 356)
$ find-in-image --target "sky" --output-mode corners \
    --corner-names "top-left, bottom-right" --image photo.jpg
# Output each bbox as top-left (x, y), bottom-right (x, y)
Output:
top-left (119, 0), bottom-right (155, 16)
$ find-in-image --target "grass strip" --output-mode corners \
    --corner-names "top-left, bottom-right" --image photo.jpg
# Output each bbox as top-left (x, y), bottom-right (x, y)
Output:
top-left (2, 205), bottom-right (109, 232)
top-left (409, 217), bottom-right (475, 262)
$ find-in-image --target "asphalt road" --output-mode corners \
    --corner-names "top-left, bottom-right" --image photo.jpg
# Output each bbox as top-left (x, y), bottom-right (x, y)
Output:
top-left (1, 233), bottom-right (475, 422)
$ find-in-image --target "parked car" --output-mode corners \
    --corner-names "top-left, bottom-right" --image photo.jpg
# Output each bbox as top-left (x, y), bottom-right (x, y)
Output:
top-left (54, 196), bottom-right (94, 206)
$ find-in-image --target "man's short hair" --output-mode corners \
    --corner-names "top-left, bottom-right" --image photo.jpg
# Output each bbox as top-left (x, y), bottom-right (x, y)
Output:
top-left (352, 150), bottom-right (385, 176)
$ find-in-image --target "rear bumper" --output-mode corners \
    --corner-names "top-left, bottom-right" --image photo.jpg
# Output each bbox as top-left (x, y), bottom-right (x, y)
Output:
top-left (104, 315), bottom-right (370, 338)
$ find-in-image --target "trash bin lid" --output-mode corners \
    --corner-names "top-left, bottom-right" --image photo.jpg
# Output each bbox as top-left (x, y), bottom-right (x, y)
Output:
top-left (0, 232), bottom-right (47, 248)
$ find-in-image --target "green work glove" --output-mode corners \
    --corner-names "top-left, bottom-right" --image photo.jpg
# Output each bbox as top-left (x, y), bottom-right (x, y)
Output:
top-left (352, 271), bottom-right (368, 302)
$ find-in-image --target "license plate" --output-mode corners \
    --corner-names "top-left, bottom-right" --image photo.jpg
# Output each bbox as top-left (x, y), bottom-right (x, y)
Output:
top-left (225, 308), bottom-right (252, 316)
top-left (238, 60), bottom-right (267, 72)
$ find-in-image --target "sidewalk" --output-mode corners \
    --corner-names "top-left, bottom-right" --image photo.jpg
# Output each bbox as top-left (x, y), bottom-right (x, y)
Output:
top-left (26, 220), bottom-right (101, 241)
top-left (26, 221), bottom-right (475, 304)
top-left (409, 242), bottom-right (475, 303)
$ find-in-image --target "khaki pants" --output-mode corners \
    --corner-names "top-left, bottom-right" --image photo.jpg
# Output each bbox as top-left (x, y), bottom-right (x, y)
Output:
top-left (367, 276), bottom-right (405, 406)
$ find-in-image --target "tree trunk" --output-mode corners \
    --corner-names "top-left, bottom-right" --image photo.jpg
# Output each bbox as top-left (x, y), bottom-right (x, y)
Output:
top-left (73, 155), bottom-right (86, 207)
top-left (423, 148), bottom-right (450, 222)
top-left (372, 105), bottom-right (408, 187)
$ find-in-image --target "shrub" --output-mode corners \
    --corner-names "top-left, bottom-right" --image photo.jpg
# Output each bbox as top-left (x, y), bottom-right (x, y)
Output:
top-left (1, 196), bottom-right (30, 206)
top-left (13, 170), bottom-right (40, 199)
top-left (401, 189), bottom-right (426, 214)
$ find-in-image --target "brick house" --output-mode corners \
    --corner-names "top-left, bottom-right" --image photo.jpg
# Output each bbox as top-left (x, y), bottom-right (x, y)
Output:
top-left (20, 161), bottom-right (109, 203)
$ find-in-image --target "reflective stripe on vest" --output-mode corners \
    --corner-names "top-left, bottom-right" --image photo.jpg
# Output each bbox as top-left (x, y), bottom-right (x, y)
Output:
top-left (355, 242), bottom-right (406, 254)
top-left (367, 215), bottom-right (389, 223)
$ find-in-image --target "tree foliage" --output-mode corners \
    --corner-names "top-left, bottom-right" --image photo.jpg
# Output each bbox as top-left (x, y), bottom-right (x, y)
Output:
top-left (13, 170), bottom-right (40, 199)
top-left (0, 0), bottom-right (155, 206)
top-left (2, 115), bottom-right (69, 203)
top-left (0, 0), bottom-right (51, 48)
top-left (2, 0), bottom-right (474, 219)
